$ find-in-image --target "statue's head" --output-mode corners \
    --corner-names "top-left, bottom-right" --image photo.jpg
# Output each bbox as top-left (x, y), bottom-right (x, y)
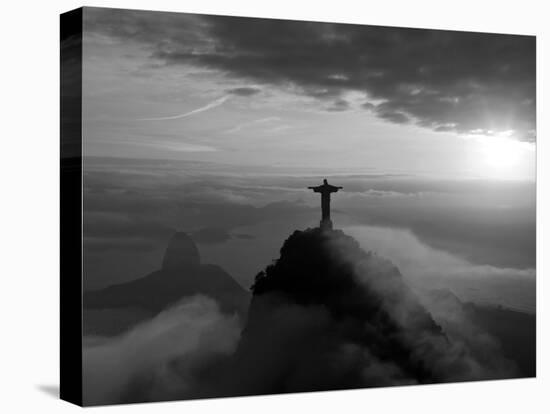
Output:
top-left (323, 179), bottom-right (328, 184)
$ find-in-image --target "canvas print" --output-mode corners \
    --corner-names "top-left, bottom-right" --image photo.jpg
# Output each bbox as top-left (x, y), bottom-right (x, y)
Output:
top-left (62, 6), bottom-right (536, 406)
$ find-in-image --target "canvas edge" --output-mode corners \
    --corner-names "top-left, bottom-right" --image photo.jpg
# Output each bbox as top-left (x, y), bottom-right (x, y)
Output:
top-left (60, 6), bottom-right (83, 407)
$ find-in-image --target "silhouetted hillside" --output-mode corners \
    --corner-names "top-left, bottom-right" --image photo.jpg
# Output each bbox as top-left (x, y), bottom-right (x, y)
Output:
top-left (251, 227), bottom-right (443, 337)
top-left (84, 232), bottom-right (249, 335)
top-left (217, 227), bottom-right (500, 396)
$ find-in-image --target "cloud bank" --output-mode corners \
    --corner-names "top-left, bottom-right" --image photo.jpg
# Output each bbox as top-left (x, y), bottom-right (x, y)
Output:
top-left (86, 8), bottom-right (536, 141)
top-left (344, 225), bottom-right (535, 312)
top-left (83, 295), bottom-right (242, 405)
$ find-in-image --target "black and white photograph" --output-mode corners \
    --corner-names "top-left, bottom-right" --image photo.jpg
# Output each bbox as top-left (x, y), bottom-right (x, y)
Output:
top-left (2, 1), bottom-right (548, 413)
top-left (66, 6), bottom-right (538, 406)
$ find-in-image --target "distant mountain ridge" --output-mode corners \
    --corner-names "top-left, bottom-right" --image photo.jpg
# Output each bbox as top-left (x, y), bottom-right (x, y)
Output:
top-left (84, 232), bottom-right (250, 335)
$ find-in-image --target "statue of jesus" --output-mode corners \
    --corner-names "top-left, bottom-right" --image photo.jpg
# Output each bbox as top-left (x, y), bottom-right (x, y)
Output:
top-left (308, 179), bottom-right (343, 230)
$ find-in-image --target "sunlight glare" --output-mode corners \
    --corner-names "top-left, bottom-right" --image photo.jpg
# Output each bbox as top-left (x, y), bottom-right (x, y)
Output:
top-left (481, 136), bottom-right (522, 169)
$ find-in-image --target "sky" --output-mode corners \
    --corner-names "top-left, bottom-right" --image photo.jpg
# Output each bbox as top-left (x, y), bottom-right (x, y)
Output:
top-left (82, 7), bottom-right (536, 180)
top-left (81, 7), bottom-right (536, 313)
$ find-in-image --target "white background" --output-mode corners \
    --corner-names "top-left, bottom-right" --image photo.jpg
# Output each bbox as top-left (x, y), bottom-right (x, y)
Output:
top-left (0, 0), bottom-right (548, 412)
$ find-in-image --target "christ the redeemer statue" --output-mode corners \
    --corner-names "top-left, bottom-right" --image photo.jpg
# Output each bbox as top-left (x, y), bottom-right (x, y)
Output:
top-left (308, 179), bottom-right (343, 230)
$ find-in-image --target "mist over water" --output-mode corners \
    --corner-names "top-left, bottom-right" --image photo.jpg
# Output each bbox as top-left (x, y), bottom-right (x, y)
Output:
top-left (83, 157), bottom-right (535, 314)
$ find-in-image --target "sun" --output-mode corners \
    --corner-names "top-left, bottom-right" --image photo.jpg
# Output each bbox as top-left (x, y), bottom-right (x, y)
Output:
top-left (465, 131), bottom-right (534, 179)
top-left (480, 136), bottom-right (522, 169)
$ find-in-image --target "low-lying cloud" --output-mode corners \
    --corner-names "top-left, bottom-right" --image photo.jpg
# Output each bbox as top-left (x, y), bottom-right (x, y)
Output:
top-left (83, 296), bottom-right (242, 405)
top-left (344, 225), bottom-right (535, 312)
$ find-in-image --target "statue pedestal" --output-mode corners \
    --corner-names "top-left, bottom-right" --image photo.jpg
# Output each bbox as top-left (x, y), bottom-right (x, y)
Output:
top-left (320, 219), bottom-right (333, 231)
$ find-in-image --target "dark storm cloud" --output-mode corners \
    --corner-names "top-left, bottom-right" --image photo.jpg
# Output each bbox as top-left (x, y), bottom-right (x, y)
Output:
top-left (86, 8), bottom-right (536, 141)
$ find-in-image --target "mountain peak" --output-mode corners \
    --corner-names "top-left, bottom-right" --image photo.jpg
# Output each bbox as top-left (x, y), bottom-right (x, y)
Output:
top-left (236, 227), bottom-right (447, 390)
top-left (161, 232), bottom-right (200, 270)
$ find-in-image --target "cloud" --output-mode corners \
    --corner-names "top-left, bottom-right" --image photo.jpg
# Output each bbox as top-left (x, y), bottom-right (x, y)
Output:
top-left (338, 178), bottom-right (536, 269)
top-left (325, 229), bottom-right (520, 380)
top-left (225, 116), bottom-right (280, 134)
top-left (226, 86), bottom-right (262, 96)
top-left (85, 8), bottom-right (536, 141)
top-left (375, 109), bottom-right (410, 124)
top-left (418, 289), bottom-right (521, 376)
top-left (83, 295), bottom-right (242, 405)
top-left (326, 99), bottom-right (350, 112)
top-left (136, 95), bottom-right (230, 121)
top-left (343, 224), bottom-right (535, 312)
